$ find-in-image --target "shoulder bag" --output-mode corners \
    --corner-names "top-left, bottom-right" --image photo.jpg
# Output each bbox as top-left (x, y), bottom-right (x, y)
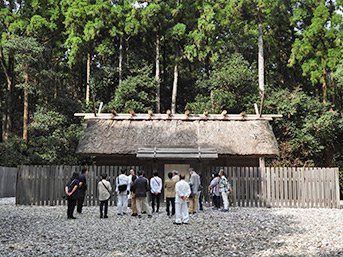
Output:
top-left (101, 181), bottom-right (111, 200)
top-left (117, 177), bottom-right (127, 193)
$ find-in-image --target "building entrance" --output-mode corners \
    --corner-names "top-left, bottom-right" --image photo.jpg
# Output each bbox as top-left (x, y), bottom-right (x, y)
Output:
top-left (164, 164), bottom-right (190, 182)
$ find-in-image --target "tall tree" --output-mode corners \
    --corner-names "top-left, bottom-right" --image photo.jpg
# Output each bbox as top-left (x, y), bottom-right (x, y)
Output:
top-left (140, 1), bottom-right (171, 113)
top-left (289, 0), bottom-right (343, 103)
top-left (0, 1), bottom-right (16, 142)
top-left (61, 0), bottom-right (111, 105)
top-left (3, 36), bottom-right (44, 143)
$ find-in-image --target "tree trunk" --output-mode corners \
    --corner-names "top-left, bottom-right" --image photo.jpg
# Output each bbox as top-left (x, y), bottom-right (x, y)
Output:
top-left (119, 35), bottom-right (123, 85)
top-left (86, 52), bottom-right (91, 105)
top-left (0, 48), bottom-right (13, 142)
top-left (258, 9), bottom-right (265, 117)
top-left (23, 73), bottom-right (29, 143)
top-left (322, 67), bottom-right (327, 104)
top-left (258, 21), bottom-right (264, 93)
top-left (332, 78), bottom-right (336, 106)
top-left (155, 34), bottom-right (161, 113)
top-left (171, 51), bottom-right (178, 114)
top-left (210, 90), bottom-right (215, 113)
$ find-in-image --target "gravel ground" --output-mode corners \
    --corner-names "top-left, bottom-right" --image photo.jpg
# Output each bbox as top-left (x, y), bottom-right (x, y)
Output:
top-left (1, 199), bottom-right (343, 257)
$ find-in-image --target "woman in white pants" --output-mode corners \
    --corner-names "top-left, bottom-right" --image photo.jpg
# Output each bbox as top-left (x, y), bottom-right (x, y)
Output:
top-left (174, 174), bottom-right (191, 225)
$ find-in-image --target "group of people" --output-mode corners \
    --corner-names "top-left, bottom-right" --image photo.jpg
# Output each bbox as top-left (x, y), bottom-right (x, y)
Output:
top-left (65, 167), bottom-right (232, 224)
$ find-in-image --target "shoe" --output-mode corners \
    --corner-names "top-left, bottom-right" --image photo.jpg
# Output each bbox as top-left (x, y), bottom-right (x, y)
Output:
top-left (104, 216), bottom-right (108, 218)
top-left (131, 213), bottom-right (138, 217)
top-left (123, 213), bottom-right (126, 215)
top-left (192, 212), bottom-right (196, 214)
top-left (142, 211), bottom-right (146, 214)
top-left (221, 209), bottom-right (228, 212)
top-left (68, 216), bottom-right (76, 219)
top-left (117, 213), bottom-right (121, 216)
top-left (156, 210), bottom-right (159, 213)
top-left (212, 207), bottom-right (218, 210)
top-left (100, 216), bottom-right (103, 219)
top-left (138, 215), bottom-right (142, 218)
top-left (148, 215), bottom-right (152, 218)
top-left (183, 222), bottom-right (190, 225)
top-left (173, 222), bottom-right (181, 225)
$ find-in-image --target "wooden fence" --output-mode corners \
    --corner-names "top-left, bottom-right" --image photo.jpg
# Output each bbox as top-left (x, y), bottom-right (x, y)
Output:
top-left (0, 167), bottom-right (17, 197)
top-left (16, 165), bottom-right (149, 206)
top-left (206, 166), bottom-right (340, 208)
top-left (16, 166), bottom-right (340, 208)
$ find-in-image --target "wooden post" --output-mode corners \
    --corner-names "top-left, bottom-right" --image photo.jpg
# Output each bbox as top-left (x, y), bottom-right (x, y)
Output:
top-left (335, 168), bottom-right (340, 209)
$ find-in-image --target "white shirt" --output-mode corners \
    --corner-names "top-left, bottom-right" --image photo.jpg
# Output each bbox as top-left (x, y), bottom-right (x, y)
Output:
top-left (116, 174), bottom-right (129, 194)
top-left (150, 176), bottom-right (162, 194)
top-left (175, 180), bottom-right (191, 203)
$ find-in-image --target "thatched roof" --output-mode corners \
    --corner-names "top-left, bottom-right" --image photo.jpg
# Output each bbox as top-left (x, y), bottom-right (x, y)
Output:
top-left (76, 118), bottom-right (279, 157)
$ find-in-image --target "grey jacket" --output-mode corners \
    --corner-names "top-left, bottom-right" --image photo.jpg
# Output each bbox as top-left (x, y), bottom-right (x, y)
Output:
top-left (189, 172), bottom-right (201, 193)
top-left (210, 177), bottom-right (220, 196)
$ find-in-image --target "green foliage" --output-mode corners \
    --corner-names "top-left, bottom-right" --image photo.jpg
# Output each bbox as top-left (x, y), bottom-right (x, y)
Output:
top-left (0, 136), bottom-right (30, 167)
top-left (1, 0), bottom-right (343, 170)
top-left (265, 88), bottom-right (343, 167)
top-left (0, 107), bottom-right (84, 166)
top-left (289, 0), bottom-right (343, 102)
top-left (104, 64), bottom-right (157, 113)
top-left (186, 53), bottom-right (258, 113)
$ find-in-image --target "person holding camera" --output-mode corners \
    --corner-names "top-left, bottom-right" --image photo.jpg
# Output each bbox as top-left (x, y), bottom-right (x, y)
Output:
top-left (98, 173), bottom-right (112, 218)
top-left (116, 168), bottom-right (129, 215)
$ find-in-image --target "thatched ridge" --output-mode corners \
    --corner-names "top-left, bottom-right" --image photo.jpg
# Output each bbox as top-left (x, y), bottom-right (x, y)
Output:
top-left (76, 119), bottom-right (279, 157)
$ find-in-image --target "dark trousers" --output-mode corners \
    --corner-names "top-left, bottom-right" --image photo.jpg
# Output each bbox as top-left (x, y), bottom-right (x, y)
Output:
top-left (67, 199), bottom-right (77, 218)
top-left (213, 195), bottom-right (221, 208)
top-left (199, 191), bottom-right (203, 210)
top-left (77, 194), bottom-right (85, 213)
top-left (151, 193), bottom-right (160, 212)
top-left (166, 197), bottom-right (175, 216)
top-left (100, 200), bottom-right (109, 217)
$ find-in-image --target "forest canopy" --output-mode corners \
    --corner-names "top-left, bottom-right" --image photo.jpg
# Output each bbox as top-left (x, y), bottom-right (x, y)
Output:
top-left (0, 0), bottom-right (343, 168)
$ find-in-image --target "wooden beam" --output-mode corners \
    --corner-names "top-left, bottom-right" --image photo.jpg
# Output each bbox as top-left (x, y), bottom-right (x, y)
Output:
top-left (74, 113), bottom-right (283, 121)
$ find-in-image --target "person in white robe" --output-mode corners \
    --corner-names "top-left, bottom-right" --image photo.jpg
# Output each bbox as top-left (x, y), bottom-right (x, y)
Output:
top-left (174, 173), bottom-right (191, 225)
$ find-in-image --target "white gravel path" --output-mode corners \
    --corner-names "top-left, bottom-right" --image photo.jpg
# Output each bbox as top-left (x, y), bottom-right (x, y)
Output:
top-left (1, 200), bottom-right (343, 256)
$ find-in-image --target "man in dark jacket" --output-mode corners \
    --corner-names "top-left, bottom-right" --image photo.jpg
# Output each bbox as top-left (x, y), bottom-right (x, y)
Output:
top-left (133, 170), bottom-right (152, 218)
top-left (77, 167), bottom-right (88, 214)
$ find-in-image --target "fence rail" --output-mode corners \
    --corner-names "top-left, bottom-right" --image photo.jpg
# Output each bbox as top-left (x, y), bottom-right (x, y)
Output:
top-left (16, 166), bottom-right (340, 208)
